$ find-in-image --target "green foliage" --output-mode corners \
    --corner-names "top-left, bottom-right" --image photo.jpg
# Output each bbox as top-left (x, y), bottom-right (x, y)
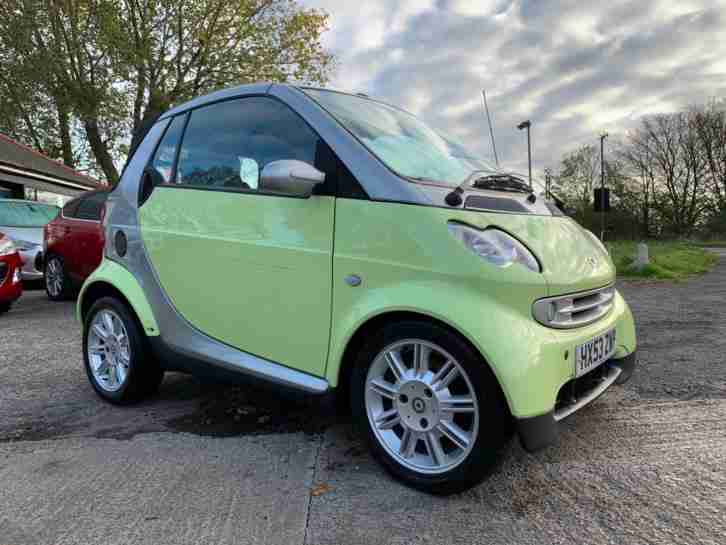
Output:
top-left (607, 241), bottom-right (717, 280)
top-left (556, 101), bottom-right (726, 240)
top-left (0, 0), bottom-right (335, 185)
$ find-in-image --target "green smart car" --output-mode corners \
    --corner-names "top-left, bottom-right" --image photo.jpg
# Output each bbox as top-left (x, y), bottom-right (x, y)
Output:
top-left (77, 84), bottom-right (636, 494)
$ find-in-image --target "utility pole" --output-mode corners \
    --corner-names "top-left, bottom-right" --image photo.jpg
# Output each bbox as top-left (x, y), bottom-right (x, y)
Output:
top-left (544, 167), bottom-right (552, 200)
top-left (482, 90), bottom-right (499, 168)
top-left (600, 133), bottom-right (608, 241)
top-left (517, 120), bottom-right (532, 187)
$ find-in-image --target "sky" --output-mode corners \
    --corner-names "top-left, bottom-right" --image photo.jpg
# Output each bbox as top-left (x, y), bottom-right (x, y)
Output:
top-left (301, 0), bottom-right (726, 175)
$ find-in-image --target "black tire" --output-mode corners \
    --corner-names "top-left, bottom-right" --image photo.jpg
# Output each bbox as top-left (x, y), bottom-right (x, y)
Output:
top-left (83, 296), bottom-right (164, 405)
top-left (0, 301), bottom-right (11, 314)
top-left (44, 254), bottom-right (73, 301)
top-left (350, 320), bottom-right (511, 495)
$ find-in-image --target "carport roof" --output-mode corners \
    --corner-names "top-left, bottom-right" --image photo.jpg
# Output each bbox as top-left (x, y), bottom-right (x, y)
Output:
top-left (0, 132), bottom-right (103, 191)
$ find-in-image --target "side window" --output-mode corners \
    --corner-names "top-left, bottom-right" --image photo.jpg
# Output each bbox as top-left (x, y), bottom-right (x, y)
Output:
top-left (176, 97), bottom-right (321, 192)
top-left (62, 199), bottom-right (81, 218)
top-left (75, 192), bottom-right (107, 221)
top-left (149, 115), bottom-right (186, 184)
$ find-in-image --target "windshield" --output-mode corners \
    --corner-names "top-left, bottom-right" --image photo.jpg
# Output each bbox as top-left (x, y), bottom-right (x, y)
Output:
top-left (0, 201), bottom-right (60, 227)
top-left (303, 89), bottom-right (497, 186)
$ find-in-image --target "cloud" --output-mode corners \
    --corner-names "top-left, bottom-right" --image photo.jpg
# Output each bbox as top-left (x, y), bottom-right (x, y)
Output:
top-left (302, 0), bottom-right (726, 174)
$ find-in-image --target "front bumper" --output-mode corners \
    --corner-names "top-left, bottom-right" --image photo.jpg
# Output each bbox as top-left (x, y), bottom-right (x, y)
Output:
top-left (517, 350), bottom-right (637, 452)
top-left (19, 248), bottom-right (44, 280)
top-left (0, 255), bottom-right (23, 302)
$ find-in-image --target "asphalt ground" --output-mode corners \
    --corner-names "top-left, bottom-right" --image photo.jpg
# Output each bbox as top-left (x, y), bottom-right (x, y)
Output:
top-left (1, 251), bottom-right (724, 544)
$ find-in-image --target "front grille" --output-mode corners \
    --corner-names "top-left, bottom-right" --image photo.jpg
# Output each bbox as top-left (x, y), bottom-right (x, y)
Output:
top-left (0, 262), bottom-right (7, 286)
top-left (532, 285), bottom-right (615, 329)
top-left (554, 361), bottom-right (621, 421)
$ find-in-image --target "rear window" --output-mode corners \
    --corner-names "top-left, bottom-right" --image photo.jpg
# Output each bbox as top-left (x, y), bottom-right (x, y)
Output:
top-left (0, 201), bottom-right (60, 227)
top-left (62, 199), bottom-right (81, 218)
top-left (75, 193), bottom-right (107, 221)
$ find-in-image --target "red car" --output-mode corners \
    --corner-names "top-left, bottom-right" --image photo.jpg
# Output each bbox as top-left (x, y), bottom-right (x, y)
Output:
top-left (43, 190), bottom-right (108, 300)
top-left (0, 232), bottom-right (23, 314)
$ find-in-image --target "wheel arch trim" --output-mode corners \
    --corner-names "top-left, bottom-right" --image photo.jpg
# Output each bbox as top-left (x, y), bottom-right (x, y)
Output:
top-left (77, 259), bottom-right (160, 336)
top-left (328, 307), bottom-right (516, 416)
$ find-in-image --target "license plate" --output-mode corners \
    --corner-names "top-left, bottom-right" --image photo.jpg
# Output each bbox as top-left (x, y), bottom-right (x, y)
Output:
top-left (576, 329), bottom-right (616, 377)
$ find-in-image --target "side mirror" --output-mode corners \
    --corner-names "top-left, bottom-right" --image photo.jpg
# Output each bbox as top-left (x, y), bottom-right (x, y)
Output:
top-left (259, 160), bottom-right (325, 198)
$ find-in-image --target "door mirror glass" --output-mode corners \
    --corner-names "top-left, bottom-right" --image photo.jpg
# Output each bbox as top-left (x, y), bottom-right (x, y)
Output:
top-left (238, 157), bottom-right (259, 190)
top-left (259, 160), bottom-right (325, 198)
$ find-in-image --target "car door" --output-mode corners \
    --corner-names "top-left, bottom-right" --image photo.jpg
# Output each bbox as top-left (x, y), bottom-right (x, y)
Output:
top-left (138, 97), bottom-right (335, 377)
top-left (52, 198), bottom-right (81, 274)
top-left (73, 192), bottom-right (107, 279)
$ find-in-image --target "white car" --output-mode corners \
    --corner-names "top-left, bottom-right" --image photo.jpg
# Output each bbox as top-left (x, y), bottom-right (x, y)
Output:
top-left (0, 199), bottom-right (60, 281)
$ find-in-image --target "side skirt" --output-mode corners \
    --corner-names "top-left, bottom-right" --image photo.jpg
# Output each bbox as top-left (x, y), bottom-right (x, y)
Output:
top-left (148, 336), bottom-right (330, 396)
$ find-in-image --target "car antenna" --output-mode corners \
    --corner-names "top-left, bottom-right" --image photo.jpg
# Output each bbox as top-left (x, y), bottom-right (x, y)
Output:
top-left (482, 89), bottom-right (500, 169)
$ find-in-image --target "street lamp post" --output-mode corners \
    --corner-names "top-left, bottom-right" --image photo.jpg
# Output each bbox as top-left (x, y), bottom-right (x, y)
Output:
top-left (517, 120), bottom-right (532, 187)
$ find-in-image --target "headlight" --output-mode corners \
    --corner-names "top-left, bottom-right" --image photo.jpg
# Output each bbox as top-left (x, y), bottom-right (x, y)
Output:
top-left (583, 229), bottom-right (609, 255)
top-left (0, 236), bottom-right (17, 257)
top-left (448, 223), bottom-right (541, 273)
top-left (12, 238), bottom-right (39, 252)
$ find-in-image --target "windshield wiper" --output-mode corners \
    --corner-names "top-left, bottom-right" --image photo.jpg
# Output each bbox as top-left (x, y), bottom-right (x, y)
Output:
top-left (471, 173), bottom-right (532, 194)
top-left (444, 171), bottom-right (534, 207)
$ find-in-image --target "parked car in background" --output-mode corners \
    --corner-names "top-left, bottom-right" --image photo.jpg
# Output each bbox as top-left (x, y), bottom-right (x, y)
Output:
top-left (77, 84), bottom-right (637, 494)
top-left (0, 232), bottom-right (23, 314)
top-left (0, 199), bottom-right (59, 282)
top-left (43, 190), bottom-right (108, 300)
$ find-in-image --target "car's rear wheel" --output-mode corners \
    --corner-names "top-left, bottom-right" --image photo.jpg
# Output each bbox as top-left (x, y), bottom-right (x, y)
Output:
top-left (45, 255), bottom-right (72, 301)
top-left (0, 302), bottom-right (11, 315)
top-left (350, 320), bottom-right (510, 495)
top-left (83, 297), bottom-right (163, 404)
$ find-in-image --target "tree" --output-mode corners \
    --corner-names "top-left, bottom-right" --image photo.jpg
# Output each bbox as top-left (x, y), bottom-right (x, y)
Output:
top-left (554, 144), bottom-right (601, 212)
top-left (693, 100), bottom-right (726, 213)
top-left (0, 15), bottom-right (74, 164)
top-left (618, 132), bottom-right (659, 237)
top-left (121, 0), bottom-right (334, 138)
top-left (0, 0), bottom-right (334, 185)
top-left (638, 113), bottom-right (710, 236)
top-left (553, 143), bottom-right (637, 236)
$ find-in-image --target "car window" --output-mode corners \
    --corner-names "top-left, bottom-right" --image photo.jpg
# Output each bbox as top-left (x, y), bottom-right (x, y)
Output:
top-left (150, 115), bottom-right (186, 184)
top-left (175, 97), bottom-right (320, 192)
top-left (0, 201), bottom-right (59, 227)
top-left (62, 199), bottom-right (81, 218)
top-left (75, 193), bottom-right (107, 221)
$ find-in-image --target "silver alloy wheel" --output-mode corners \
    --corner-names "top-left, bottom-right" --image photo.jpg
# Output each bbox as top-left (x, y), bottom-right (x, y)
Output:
top-left (46, 257), bottom-right (63, 297)
top-left (365, 339), bottom-right (479, 474)
top-left (87, 309), bottom-right (131, 392)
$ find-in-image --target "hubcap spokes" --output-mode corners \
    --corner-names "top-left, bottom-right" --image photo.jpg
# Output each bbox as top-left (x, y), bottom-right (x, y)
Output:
top-left (47, 259), bottom-right (62, 296)
top-left (87, 309), bottom-right (131, 392)
top-left (365, 340), bottom-right (479, 474)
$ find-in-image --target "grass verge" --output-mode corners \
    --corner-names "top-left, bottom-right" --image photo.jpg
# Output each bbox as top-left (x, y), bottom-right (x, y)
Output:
top-left (606, 240), bottom-right (718, 280)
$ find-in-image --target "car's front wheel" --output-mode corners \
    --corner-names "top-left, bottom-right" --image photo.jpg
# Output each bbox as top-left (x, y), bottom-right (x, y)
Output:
top-left (44, 255), bottom-right (72, 301)
top-left (0, 301), bottom-right (11, 315)
top-left (350, 321), bottom-right (511, 495)
top-left (83, 297), bottom-right (164, 404)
